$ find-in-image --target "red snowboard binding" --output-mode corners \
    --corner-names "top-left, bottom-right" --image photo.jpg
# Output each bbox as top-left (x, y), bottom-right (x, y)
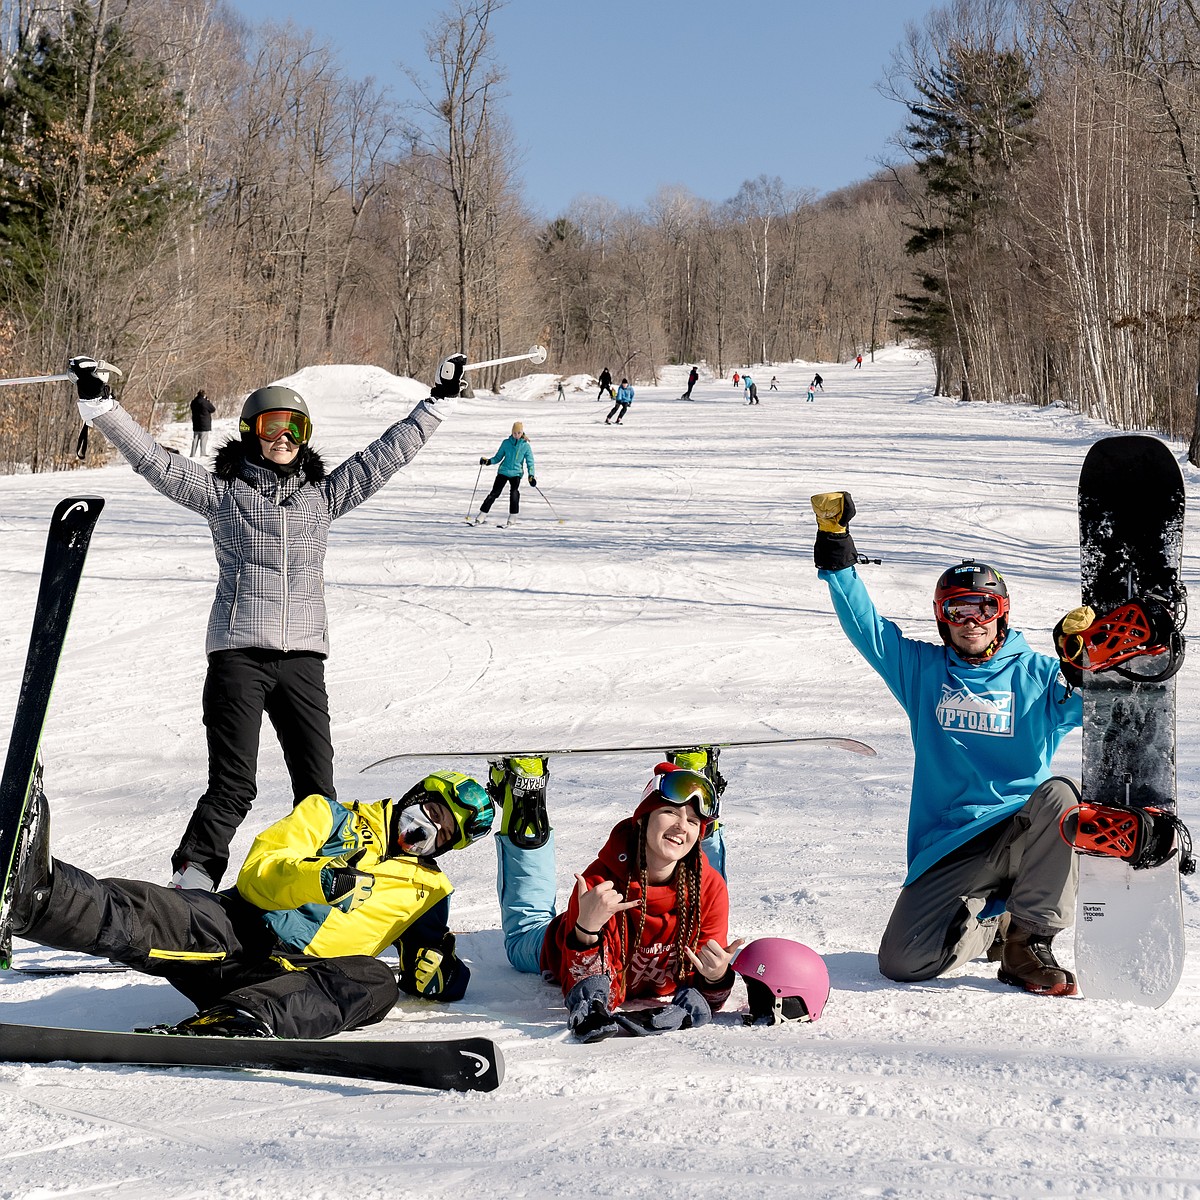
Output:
top-left (1061, 801), bottom-right (1195, 874)
top-left (1057, 595), bottom-right (1186, 682)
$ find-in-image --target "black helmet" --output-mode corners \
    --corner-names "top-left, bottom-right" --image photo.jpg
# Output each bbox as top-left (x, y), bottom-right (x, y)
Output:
top-left (933, 560), bottom-right (1010, 646)
top-left (239, 386), bottom-right (311, 444)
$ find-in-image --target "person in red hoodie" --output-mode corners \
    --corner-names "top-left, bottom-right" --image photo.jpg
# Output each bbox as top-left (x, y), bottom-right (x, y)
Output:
top-left (494, 763), bottom-right (744, 1041)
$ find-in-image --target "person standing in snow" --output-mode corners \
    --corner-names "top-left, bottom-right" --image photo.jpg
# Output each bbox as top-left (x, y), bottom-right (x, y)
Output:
top-left (806, 385), bottom-right (816, 403)
top-left (606, 378), bottom-right (634, 424)
top-left (68, 353), bottom-right (466, 890)
top-left (10, 767), bottom-right (493, 1039)
top-left (493, 761), bottom-right (743, 1041)
top-left (732, 372), bottom-right (740, 388)
top-left (473, 420), bottom-right (536, 527)
top-left (854, 354), bottom-right (863, 369)
top-left (189, 389), bottom-right (215, 457)
top-left (769, 376), bottom-right (779, 391)
top-left (556, 380), bottom-right (567, 402)
top-left (809, 492), bottom-right (1084, 996)
top-left (683, 366), bottom-right (699, 400)
top-left (811, 372), bottom-right (824, 390)
top-left (597, 367), bottom-right (615, 402)
top-left (743, 373), bottom-right (759, 404)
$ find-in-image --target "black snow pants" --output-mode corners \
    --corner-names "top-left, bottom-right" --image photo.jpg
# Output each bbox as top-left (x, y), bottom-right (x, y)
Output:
top-left (479, 472), bottom-right (522, 514)
top-left (22, 861), bottom-right (398, 1039)
top-left (174, 648), bottom-right (335, 886)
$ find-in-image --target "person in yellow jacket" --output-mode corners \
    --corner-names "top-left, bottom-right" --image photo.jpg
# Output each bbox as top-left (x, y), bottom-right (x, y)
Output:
top-left (10, 770), bottom-right (493, 1040)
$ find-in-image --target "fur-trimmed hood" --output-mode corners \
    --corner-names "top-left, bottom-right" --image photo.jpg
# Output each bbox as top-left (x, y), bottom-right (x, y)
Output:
top-left (213, 435), bottom-right (327, 484)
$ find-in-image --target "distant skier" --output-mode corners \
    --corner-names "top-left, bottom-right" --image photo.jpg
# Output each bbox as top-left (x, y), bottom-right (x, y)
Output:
top-left (68, 352), bottom-right (464, 890)
top-left (810, 492), bottom-right (1085, 996)
top-left (743, 373), bottom-right (759, 404)
top-left (682, 366), bottom-right (699, 400)
top-left (9, 768), bottom-right (493, 1039)
top-left (806, 385), bottom-right (815, 403)
top-left (812, 372), bottom-right (824, 390)
top-left (597, 367), bottom-right (615, 402)
top-left (492, 762), bottom-right (744, 1041)
top-left (473, 421), bottom-right (536, 527)
top-left (732, 372), bottom-right (740, 388)
top-left (769, 376), bottom-right (778, 391)
top-left (606, 378), bottom-right (633, 424)
top-left (556, 380), bottom-right (566, 402)
top-left (854, 354), bottom-right (863, 369)
top-left (189, 389), bottom-right (215, 457)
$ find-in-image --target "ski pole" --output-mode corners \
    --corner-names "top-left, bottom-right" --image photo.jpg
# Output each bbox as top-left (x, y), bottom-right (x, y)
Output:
top-left (466, 345), bottom-right (547, 372)
top-left (0, 359), bottom-right (123, 388)
top-left (533, 484), bottom-right (564, 524)
top-left (465, 462), bottom-right (484, 523)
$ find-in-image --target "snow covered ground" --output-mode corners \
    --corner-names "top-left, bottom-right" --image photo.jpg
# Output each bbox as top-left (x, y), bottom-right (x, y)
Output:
top-left (1, 349), bottom-right (1198, 1199)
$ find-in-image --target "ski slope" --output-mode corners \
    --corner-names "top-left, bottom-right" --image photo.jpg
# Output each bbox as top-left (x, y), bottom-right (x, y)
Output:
top-left (1, 351), bottom-right (1198, 1199)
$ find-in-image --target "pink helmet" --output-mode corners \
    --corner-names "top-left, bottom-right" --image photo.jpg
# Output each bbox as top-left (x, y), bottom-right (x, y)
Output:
top-left (733, 937), bottom-right (830, 1024)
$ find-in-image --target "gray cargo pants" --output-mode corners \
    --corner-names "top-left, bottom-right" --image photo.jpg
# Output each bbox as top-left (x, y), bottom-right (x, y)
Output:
top-left (878, 777), bottom-right (1081, 982)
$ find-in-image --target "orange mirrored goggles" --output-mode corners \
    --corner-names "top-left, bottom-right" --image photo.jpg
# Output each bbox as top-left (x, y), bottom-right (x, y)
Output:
top-left (254, 409), bottom-right (312, 444)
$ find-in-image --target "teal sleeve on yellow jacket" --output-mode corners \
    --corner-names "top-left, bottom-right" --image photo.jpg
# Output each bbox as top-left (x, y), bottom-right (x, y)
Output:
top-left (236, 795), bottom-right (455, 960)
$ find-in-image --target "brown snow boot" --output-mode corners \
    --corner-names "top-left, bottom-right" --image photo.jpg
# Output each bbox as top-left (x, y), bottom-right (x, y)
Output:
top-left (998, 921), bottom-right (1077, 996)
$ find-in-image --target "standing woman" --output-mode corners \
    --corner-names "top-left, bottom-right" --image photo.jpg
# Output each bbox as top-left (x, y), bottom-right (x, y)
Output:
top-left (495, 763), bottom-right (744, 1042)
top-left (68, 353), bottom-right (466, 890)
top-left (473, 421), bottom-right (536, 527)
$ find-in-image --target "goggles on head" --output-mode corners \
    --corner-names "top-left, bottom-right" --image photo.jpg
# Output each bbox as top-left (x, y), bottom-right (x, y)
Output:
top-left (938, 592), bottom-right (1004, 626)
top-left (641, 764), bottom-right (718, 820)
top-left (252, 409), bottom-right (312, 444)
top-left (418, 770), bottom-right (494, 851)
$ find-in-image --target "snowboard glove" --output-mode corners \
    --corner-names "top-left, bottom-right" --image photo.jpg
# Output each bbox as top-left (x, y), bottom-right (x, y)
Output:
top-left (640, 986), bottom-right (713, 1032)
top-left (412, 932), bottom-right (462, 997)
top-left (69, 356), bottom-right (117, 424)
top-left (319, 848), bottom-right (374, 912)
top-left (1053, 605), bottom-right (1095, 689)
top-left (566, 974), bottom-right (621, 1044)
top-left (431, 352), bottom-right (467, 399)
top-left (811, 492), bottom-right (861, 572)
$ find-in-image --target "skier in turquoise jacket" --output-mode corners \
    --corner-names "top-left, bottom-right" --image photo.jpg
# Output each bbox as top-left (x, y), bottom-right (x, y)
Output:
top-left (472, 421), bottom-right (536, 528)
top-left (810, 491), bottom-right (1084, 997)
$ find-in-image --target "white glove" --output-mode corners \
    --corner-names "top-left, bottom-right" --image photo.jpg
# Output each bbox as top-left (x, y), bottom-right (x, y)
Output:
top-left (68, 355), bottom-right (118, 424)
top-left (422, 393), bottom-right (458, 420)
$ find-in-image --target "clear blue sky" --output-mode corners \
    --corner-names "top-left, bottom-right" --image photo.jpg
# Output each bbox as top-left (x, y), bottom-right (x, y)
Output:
top-left (225, 0), bottom-right (936, 218)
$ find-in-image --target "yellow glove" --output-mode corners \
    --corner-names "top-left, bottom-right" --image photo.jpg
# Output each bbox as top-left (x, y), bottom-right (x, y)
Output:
top-left (811, 492), bottom-right (855, 534)
top-left (414, 932), bottom-right (458, 996)
top-left (1056, 605), bottom-right (1096, 663)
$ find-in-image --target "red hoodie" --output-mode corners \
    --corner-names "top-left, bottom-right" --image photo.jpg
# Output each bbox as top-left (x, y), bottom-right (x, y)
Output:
top-left (539, 815), bottom-right (733, 1011)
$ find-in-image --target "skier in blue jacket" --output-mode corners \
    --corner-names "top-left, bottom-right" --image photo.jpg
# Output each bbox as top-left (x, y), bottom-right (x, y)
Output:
top-left (810, 492), bottom-right (1084, 996)
top-left (472, 421), bottom-right (536, 528)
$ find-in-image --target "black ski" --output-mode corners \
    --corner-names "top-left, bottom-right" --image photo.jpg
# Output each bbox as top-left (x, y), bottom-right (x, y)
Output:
top-left (0, 1021), bottom-right (504, 1092)
top-left (362, 735), bottom-right (876, 773)
top-left (0, 497), bottom-right (104, 969)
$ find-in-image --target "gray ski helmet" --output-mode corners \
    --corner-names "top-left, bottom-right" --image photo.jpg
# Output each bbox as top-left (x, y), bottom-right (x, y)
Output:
top-left (933, 559), bottom-right (1010, 645)
top-left (239, 386), bottom-right (311, 443)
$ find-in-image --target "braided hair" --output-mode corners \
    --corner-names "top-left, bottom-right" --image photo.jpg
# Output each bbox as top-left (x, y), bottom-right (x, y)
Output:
top-left (611, 816), bottom-right (705, 996)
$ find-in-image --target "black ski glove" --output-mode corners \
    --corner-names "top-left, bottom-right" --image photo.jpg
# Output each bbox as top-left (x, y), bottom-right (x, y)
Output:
top-left (431, 352), bottom-right (467, 399)
top-left (319, 848), bottom-right (374, 913)
top-left (529, 476), bottom-right (537, 488)
top-left (566, 975), bottom-right (620, 1044)
top-left (810, 491), bottom-right (860, 572)
top-left (479, 456), bottom-right (490, 465)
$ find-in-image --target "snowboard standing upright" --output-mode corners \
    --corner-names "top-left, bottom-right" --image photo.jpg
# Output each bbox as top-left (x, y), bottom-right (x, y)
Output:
top-left (1074, 435), bottom-right (1188, 1006)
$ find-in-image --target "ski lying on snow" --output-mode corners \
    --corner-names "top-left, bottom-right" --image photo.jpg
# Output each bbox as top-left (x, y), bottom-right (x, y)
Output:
top-left (0, 1021), bottom-right (504, 1091)
top-left (362, 735), bottom-right (877, 772)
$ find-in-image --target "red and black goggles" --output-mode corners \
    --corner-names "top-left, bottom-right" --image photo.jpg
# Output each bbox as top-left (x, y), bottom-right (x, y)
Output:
top-left (937, 592), bottom-right (1006, 626)
top-left (254, 409), bottom-right (312, 444)
top-left (641, 765), bottom-right (719, 819)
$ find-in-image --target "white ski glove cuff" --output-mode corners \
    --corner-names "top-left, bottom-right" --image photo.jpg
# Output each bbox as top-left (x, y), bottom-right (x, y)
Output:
top-left (77, 395), bottom-right (116, 425)
top-left (422, 394), bottom-right (458, 421)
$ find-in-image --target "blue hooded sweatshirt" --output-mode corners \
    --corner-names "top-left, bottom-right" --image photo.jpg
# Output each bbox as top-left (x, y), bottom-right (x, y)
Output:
top-left (819, 566), bottom-right (1082, 885)
top-left (486, 435), bottom-right (535, 479)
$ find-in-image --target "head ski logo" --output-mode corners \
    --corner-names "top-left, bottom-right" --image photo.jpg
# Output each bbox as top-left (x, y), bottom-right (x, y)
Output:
top-left (936, 685), bottom-right (1014, 737)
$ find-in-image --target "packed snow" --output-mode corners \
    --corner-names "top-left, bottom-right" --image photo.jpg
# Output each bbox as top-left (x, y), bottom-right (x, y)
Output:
top-left (1, 349), bottom-right (1198, 1199)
